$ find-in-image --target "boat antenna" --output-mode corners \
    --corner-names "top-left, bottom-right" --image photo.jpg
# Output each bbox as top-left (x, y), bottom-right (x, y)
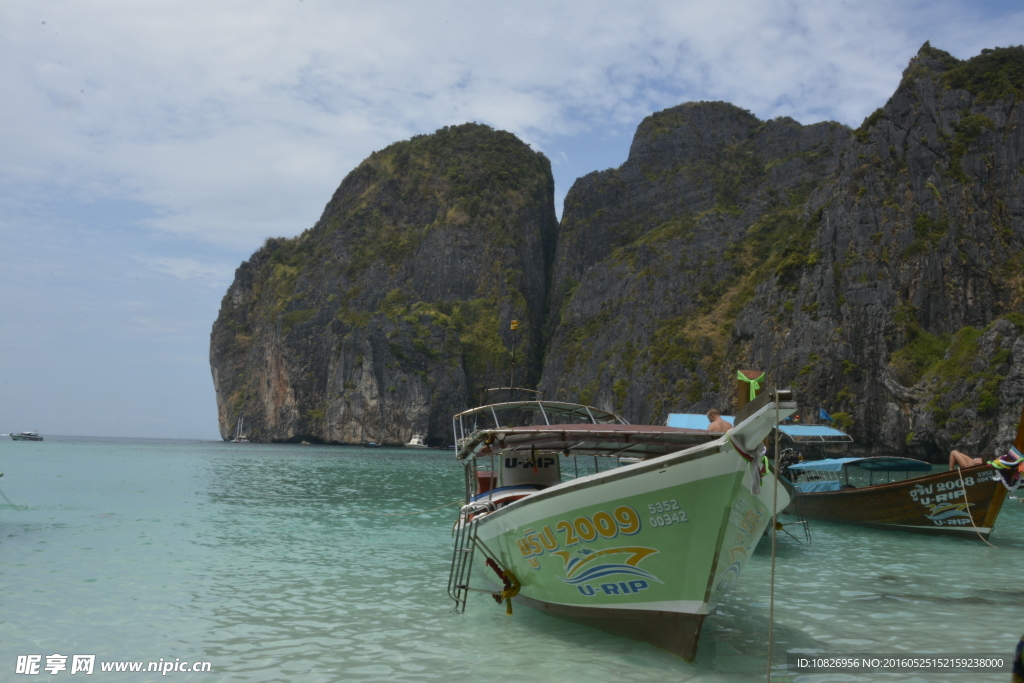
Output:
top-left (509, 319), bottom-right (519, 401)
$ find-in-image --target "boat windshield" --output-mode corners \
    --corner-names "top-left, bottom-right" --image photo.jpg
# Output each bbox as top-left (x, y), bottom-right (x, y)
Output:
top-left (788, 457), bottom-right (934, 492)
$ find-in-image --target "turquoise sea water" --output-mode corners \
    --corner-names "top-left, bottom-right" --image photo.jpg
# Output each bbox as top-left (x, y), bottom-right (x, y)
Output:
top-left (1, 437), bottom-right (1022, 682)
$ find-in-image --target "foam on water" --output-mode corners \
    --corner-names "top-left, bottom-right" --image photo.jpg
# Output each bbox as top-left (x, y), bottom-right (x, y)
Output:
top-left (1, 437), bottom-right (1021, 681)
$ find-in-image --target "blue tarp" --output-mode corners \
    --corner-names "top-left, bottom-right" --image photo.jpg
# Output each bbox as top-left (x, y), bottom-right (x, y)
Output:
top-left (665, 413), bottom-right (733, 430)
top-left (793, 480), bottom-right (843, 493)
top-left (778, 425), bottom-right (852, 439)
top-left (788, 457), bottom-right (860, 472)
top-left (788, 457), bottom-right (932, 473)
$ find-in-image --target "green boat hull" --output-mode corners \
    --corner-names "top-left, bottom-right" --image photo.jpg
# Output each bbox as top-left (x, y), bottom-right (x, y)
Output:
top-left (470, 441), bottom-right (788, 661)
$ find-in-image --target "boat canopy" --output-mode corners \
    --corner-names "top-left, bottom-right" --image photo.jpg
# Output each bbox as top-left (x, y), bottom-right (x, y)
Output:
top-left (778, 425), bottom-right (854, 443)
top-left (455, 423), bottom-right (716, 462)
top-left (788, 456), bottom-right (932, 472)
top-left (665, 413), bottom-right (733, 429)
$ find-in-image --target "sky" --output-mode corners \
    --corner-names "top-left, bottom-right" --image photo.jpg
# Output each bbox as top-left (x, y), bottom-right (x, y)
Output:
top-left (2, 1), bottom-right (1023, 440)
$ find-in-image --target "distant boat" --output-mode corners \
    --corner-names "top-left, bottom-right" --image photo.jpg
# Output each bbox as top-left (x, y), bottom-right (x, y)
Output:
top-left (10, 431), bottom-right (43, 441)
top-left (363, 441), bottom-right (380, 448)
top-left (404, 434), bottom-right (429, 449)
top-left (231, 418), bottom-right (249, 443)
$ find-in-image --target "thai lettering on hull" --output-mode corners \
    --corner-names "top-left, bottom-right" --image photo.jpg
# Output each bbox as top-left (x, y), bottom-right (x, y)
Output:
top-left (514, 504), bottom-right (665, 597)
top-left (909, 470), bottom-right (994, 526)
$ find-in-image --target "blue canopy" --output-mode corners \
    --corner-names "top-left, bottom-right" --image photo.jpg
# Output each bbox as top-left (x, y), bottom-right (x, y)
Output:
top-left (778, 425), bottom-right (853, 442)
top-left (665, 413), bottom-right (733, 430)
top-left (788, 457), bottom-right (932, 473)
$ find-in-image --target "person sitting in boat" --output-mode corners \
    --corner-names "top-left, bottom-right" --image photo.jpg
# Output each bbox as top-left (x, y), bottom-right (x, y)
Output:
top-left (706, 409), bottom-right (731, 434)
top-left (948, 449), bottom-right (983, 470)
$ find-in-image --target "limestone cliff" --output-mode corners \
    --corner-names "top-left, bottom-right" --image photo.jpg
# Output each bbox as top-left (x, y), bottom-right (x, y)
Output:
top-left (542, 44), bottom-right (1024, 460)
top-left (210, 124), bottom-right (557, 444)
top-left (541, 101), bottom-right (848, 421)
top-left (213, 45), bottom-right (1024, 460)
top-left (733, 44), bottom-right (1024, 459)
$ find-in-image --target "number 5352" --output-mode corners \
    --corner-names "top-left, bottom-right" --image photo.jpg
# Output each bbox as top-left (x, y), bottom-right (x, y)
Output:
top-left (648, 499), bottom-right (680, 514)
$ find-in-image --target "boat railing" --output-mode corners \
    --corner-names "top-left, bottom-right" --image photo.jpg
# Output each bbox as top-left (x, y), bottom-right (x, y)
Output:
top-left (452, 400), bottom-right (628, 459)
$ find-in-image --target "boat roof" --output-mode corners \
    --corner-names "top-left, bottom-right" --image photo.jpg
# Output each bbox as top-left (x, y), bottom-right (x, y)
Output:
top-left (788, 456), bottom-right (932, 472)
top-left (453, 400), bottom-right (627, 425)
top-left (665, 413), bottom-right (733, 429)
top-left (455, 423), bottom-right (717, 462)
top-left (667, 415), bottom-right (852, 442)
top-left (778, 425), bottom-right (854, 442)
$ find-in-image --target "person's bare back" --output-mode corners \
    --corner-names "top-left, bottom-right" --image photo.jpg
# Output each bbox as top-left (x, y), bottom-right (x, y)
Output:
top-left (706, 409), bottom-right (731, 433)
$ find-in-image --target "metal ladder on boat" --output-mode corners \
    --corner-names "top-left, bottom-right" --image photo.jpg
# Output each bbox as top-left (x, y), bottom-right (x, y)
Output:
top-left (446, 513), bottom-right (478, 612)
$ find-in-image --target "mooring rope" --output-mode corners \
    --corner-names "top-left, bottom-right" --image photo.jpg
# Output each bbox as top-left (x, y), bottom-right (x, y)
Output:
top-left (766, 390), bottom-right (780, 682)
top-left (955, 467), bottom-right (997, 548)
top-left (359, 499), bottom-right (464, 516)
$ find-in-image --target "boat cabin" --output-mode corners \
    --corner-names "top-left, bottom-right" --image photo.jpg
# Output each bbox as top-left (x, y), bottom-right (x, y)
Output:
top-left (454, 400), bottom-right (718, 511)
top-left (787, 457), bottom-right (933, 493)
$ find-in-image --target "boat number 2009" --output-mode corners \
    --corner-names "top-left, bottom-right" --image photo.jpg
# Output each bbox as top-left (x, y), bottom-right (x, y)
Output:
top-left (516, 507), bottom-right (641, 558)
top-left (648, 499), bottom-right (688, 527)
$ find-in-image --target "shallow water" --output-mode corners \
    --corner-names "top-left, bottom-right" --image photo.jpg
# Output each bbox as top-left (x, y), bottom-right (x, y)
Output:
top-left (1, 437), bottom-right (1021, 682)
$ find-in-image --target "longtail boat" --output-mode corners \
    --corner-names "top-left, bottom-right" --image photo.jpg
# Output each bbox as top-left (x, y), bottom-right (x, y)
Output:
top-left (446, 387), bottom-right (796, 662)
top-left (782, 401), bottom-right (1024, 541)
top-left (786, 457), bottom-right (1007, 540)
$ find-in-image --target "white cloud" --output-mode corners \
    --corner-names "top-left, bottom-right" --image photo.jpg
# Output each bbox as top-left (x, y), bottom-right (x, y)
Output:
top-left (5, 0), bottom-right (1023, 249)
top-left (138, 256), bottom-right (234, 283)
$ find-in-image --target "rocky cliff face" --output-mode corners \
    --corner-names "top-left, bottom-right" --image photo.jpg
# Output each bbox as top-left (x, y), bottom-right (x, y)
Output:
top-left (732, 44), bottom-right (1024, 459)
top-left (541, 101), bottom-right (849, 422)
top-left (212, 45), bottom-right (1024, 460)
top-left (210, 124), bottom-right (558, 444)
top-left (541, 43), bottom-right (1024, 460)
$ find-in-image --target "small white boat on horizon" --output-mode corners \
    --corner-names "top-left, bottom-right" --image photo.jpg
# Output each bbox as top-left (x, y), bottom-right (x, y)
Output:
top-left (404, 434), bottom-right (429, 449)
top-left (231, 418), bottom-right (249, 443)
top-left (10, 431), bottom-right (43, 441)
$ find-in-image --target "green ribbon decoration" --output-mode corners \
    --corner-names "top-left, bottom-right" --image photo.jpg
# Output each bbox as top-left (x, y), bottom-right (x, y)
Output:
top-left (737, 371), bottom-right (766, 401)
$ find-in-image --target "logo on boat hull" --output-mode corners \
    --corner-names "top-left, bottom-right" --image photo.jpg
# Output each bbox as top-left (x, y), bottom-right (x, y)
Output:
top-left (552, 546), bottom-right (662, 595)
top-left (923, 502), bottom-right (974, 525)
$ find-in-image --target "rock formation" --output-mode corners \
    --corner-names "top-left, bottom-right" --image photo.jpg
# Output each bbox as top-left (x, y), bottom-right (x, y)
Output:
top-left (210, 124), bottom-right (557, 444)
top-left (211, 44), bottom-right (1024, 460)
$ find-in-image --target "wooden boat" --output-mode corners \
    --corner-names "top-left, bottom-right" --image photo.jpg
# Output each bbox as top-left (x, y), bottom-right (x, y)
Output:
top-left (447, 388), bottom-right (796, 661)
top-left (783, 400), bottom-right (1024, 540)
top-left (787, 456), bottom-right (1007, 540)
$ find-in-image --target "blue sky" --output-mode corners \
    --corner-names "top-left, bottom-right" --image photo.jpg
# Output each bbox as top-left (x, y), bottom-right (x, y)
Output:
top-left (2, 1), bottom-right (1022, 439)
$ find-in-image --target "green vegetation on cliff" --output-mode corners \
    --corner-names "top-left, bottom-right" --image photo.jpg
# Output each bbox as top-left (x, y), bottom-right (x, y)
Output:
top-left (210, 123), bottom-right (557, 443)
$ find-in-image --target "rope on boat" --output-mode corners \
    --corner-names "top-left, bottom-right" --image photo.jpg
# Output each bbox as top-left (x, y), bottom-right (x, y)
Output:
top-left (471, 535), bottom-right (520, 615)
top-left (955, 467), bottom-right (997, 548)
top-left (359, 499), bottom-right (464, 516)
top-left (766, 389), bottom-right (780, 683)
top-left (485, 558), bottom-right (521, 615)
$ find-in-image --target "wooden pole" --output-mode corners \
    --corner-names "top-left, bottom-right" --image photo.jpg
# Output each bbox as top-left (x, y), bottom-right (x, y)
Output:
top-left (736, 369), bottom-right (765, 412)
top-left (509, 319), bottom-right (519, 400)
top-left (1013, 398), bottom-right (1024, 452)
